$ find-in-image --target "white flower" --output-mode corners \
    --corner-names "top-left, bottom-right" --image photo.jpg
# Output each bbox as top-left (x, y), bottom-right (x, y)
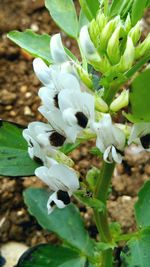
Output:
top-left (38, 71), bottom-right (81, 112)
top-left (33, 58), bottom-right (80, 89)
top-left (58, 89), bottom-right (95, 139)
top-left (38, 106), bottom-right (77, 143)
top-left (93, 114), bottom-right (126, 163)
top-left (35, 163), bottom-right (79, 214)
top-left (23, 128), bottom-right (46, 165)
top-left (23, 121), bottom-right (68, 167)
top-left (79, 25), bottom-right (101, 62)
top-left (128, 123), bottom-right (150, 151)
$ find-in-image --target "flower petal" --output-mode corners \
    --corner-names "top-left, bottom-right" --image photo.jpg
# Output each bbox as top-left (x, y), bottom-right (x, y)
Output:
top-left (50, 33), bottom-right (69, 64)
top-left (111, 146), bottom-right (122, 163)
top-left (79, 25), bottom-right (101, 62)
top-left (33, 58), bottom-right (51, 85)
top-left (128, 123), bottom-right (150, 145)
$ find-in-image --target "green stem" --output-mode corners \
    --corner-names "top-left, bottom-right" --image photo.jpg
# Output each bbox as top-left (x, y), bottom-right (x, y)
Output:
top-left (103, 53), bottom-right (150, 105)
top-left (94, 162), bottom-right (115, 267)
top-left (103, 85), bottom-right (120, 105)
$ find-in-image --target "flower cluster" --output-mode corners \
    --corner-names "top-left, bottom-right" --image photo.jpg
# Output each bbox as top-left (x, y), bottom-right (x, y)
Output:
top-left (23, 33), bottom-right (150, 214)
top-left (80, 12), bottom-right (150, 74)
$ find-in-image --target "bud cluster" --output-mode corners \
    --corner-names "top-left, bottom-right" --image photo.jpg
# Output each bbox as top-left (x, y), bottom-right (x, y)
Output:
top-left (80, 12), bottom-right (150, 74)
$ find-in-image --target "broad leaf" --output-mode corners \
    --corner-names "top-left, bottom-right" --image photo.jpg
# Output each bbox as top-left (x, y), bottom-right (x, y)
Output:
top-left (0, 121), bottom-right (40, 176)
top-left (24, 188), bottom-right (94, 256)
top-left (17, 244), bottom-right (88, 267)
top-left (79, 0), bottom-right (100, 21)
top-left (131, 0), bottom-right (147, 25)
top-left (8, 30), bottom-right (52, 64)
top-left (121, 229), bottom-right (150, 267)
top-left (128, 69), bottom-right (150, 122)
top-left (135, 181), bottom-right (150, 228)
top-left (45, 0), bottom-right (79, 39)
top-left (8, 30), bottom-right (78, 64)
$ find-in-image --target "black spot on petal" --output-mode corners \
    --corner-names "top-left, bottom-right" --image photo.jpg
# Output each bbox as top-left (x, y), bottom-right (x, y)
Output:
top-left (57, 190), bottom-right (70, 205)
top-left (49, 132), bottom-right (66, 147)
top-left (140, 134), bottom-right (150, 149)
top-left (53, 93), bottom-right (59, 109)
top-left (29, 139), bottom-right (34, 147)
top-left (50, 201), bottom-right (55, 207)
top-left (75, 112), bottom-right (88, 128)
top-left (116, 148), bottom-right (124, 156)
top-left (33, 156), bottom-right (43, 165)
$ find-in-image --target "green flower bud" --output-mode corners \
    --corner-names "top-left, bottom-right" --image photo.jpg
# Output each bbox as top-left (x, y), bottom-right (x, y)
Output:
top-left (118, 37), bottom-right (135, 72)
top-left (55, 151), bottom-right (74, 167)
top-left (96, 12), bottom-right (108, 33)
top-left (124, 13), bottom-right (132, 33)
top-left (129, 21), bottom-right (141, 45)
top-left (98, 56), bottom-right (112, 73)
top-left (76, 65), bottom-right (93, 89)
top-left (115, 123), bottom-right (131, 139)
top-left (135, 33), bottom-right (150, 60)
top-left (100, 16), bottom-right (121, 51)
top-left (89, 19), bottom-right (100, 48)
top-left (107, 25), bottom-right (122, 65)
top-left (79, 129), bottom-right (96, 141)
top-left (95, 93), bottom-right (108, 112)
top-left (110, 90), bottom-right (129, 112)
top-left (86, 167), bottom-right (100, 191)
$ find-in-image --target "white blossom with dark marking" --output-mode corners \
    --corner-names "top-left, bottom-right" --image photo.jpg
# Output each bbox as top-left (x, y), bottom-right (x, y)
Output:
top-left (23, 121), bottom-right (68, 167)
top-left (128, 122), bottom-right (150, 151)
top-left (37, 69), bottom-right (81, 112)
top-left (58, 89), bottom-right (95, 140)
top-left (35, 163), bottom-right (79, 214)
top-left (93, 114), bottom-right (126, 163)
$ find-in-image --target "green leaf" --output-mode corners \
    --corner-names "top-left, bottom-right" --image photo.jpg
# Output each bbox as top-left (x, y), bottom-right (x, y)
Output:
top-left (24, 188), bottom-right (95, 256)
top-left (0, 121), bottom-right (40, 177)
top-left (131, 0), bottom-right (147, 25)
top-left (109, 0), bottom-right (133, 18)
top-left (146, 0), bottom-right (150, 8)
top-left (7, 30), bottom-right (52, 64)
top-left (121, 229), bottom-right (150, 267)
top-left (135, 181), bottom-right (150, 228)
top-left (79, 9), bottom-right (89, 30)
top-left (45, 0), bottom-right (79, 39)
top-left (125, 52), bottom-right (150, 80)
top-left (17, 244), bottom-right (88, 267)
top-left (96, 242), bottom-right (116, 252)
top-left (79, 0), bottom-right (100, 21)
top-left (8, 30), bottom-right (78, 64)
top-left (129, 69), bottom-right (150, 122)
top-left (75, 190), bottom-right (105, 212)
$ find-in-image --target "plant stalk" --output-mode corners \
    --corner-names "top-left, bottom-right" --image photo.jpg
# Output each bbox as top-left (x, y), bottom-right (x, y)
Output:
top-left (94, 162), bottom-right (115, 267)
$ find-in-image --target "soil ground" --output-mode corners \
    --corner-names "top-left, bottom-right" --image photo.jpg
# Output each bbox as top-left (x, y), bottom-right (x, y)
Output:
top-left (0, 0), bottom-right (150, 264)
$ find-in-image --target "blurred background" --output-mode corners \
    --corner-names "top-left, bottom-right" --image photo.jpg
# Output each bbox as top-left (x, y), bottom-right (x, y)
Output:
top-left (0, 0), bottom-right (150, 265)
